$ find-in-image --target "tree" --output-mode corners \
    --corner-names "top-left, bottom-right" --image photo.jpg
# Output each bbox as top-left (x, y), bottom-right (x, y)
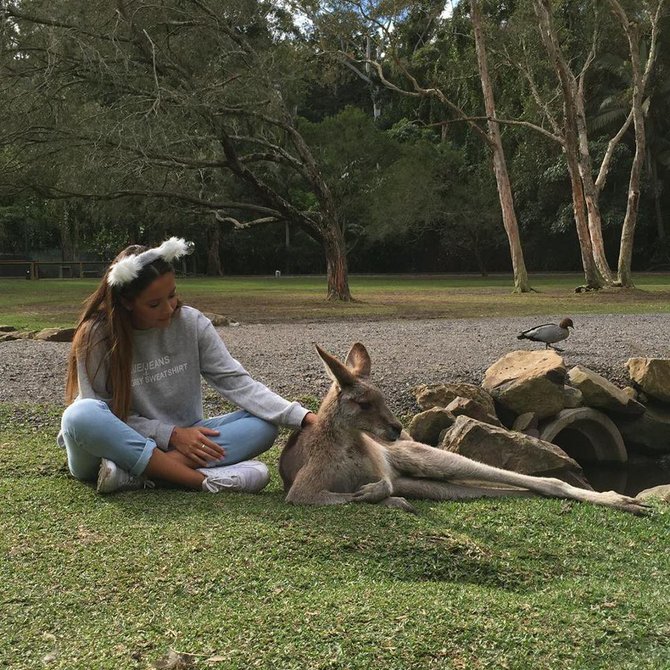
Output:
top-left (531, 0), bottom-right (607, 288)
top-left (366, 128), bottom-right (507, 275)
top-left (470, 0), bottom-right (530, 291)
top-left (606, 0), bottom-right (666, 286)
top-left (1, 0), bottom-right (354, 299)
top-left (506, 0), bottom-right (665, 287)
top-left (308, 0), bottom-right (532, 291)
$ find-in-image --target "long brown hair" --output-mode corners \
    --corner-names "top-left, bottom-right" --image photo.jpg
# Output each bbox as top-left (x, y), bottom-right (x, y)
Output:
top-left (65, 245), bottom-right (181, 420)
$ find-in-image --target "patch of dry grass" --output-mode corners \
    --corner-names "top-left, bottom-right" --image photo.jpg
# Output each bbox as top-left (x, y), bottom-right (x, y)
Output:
top-left (1, 274), bottom-right (670, 329)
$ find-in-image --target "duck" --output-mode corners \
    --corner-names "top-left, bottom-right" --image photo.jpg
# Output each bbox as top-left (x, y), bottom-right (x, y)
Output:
top-left (517, 317), bottom-right (574, 352)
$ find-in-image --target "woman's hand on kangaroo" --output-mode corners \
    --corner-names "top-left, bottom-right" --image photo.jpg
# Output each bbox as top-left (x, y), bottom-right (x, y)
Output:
top-left (170, 426), bottom-right (224, 466)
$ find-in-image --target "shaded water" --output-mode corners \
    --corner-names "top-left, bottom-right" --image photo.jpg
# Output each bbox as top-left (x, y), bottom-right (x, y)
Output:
top-left (582, 458), bottom-right (670, 497)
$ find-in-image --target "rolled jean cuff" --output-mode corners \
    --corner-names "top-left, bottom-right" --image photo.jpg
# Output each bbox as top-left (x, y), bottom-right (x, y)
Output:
top-left (131, 438), bottom-right (158, 476)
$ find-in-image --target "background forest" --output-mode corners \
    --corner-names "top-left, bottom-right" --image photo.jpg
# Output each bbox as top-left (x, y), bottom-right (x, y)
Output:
top-left (1, 0), bottom-right (668, 299)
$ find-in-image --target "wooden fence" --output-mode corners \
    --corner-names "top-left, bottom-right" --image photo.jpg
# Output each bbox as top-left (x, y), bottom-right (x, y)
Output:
top-left (0, 260), bottom-right (108, 279)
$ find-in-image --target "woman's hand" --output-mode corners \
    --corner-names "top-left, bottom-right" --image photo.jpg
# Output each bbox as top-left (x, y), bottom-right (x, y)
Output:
top-left (169, 426), bottom-right (225, 466)
top-left (301, 411), bottom-right (318, 427)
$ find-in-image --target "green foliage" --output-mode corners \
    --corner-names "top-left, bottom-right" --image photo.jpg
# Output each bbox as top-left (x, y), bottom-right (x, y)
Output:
top-left (1, 0), bottom-right (669, 277)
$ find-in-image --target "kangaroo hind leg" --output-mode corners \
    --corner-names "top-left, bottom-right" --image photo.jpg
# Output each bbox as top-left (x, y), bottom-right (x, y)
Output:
top-left (386, 441), bottom-right (650, 515)
top-left (393, 477), bottom-right (534, 501)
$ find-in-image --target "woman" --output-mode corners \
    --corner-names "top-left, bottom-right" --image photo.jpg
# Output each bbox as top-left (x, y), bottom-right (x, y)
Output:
top-left (58, 237), bottom-right (316, 494)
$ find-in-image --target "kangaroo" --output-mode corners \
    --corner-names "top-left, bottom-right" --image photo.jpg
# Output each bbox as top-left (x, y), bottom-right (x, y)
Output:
top-left (279, 343), bottom-right (649, 515)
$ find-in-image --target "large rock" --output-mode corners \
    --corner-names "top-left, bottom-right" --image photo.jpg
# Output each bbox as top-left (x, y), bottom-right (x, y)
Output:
top-left (563, 385), bottom-right (583, 409)
top-left (408, 408), bottom-right (456, 446)
top-left (445, 396), bottom-right (502, 427)
top-left (567, 365), bottom-right (644, 415)
top-left (439, 415), bottom-right (592, 489)
top-left (413, 383), bottom-right (495, 416)
top-left (33, 327), bottom-right (76, 342)
top-left (482, 350), bottom-right (567, 419)
top-left (512, 412), bottom-right (539, 436)
top-left (626, 358), bottom-right (670, 404)
top-left (636, 484), bottom-right (670, 503)
top-left (203, 312), bottom-right (232, 327)
top-left (611, 401), bottom-right (670, 456)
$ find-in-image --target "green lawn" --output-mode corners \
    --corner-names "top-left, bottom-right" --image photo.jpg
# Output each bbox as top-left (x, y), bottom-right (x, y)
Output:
top-left (2, 273), bottom-right (670, 330)
top-left (1, 405), bottom-right (668, 670)
top-left (2, 277), bottom-right (669, 668)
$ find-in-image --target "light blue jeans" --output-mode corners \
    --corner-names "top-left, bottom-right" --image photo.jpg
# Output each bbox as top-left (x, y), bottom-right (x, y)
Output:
top-left (60, 398), bottom-right (279, 482)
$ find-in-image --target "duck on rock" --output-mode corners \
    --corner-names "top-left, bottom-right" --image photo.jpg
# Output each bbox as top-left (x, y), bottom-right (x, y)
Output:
top-left (517, 317), bottom-right (574, 352)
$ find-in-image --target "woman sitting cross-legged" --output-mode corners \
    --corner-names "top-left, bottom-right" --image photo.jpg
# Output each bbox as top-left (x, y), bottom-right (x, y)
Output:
top-left (58, 237), bottom-right (316, 494)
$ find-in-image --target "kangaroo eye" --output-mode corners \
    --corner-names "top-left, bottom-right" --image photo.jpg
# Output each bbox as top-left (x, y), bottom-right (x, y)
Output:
top-left (357, 401), bottom-right (372, 411)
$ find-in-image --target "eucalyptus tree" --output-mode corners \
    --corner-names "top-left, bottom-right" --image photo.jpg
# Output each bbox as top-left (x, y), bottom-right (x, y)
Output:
top-left (1, 0), bottom-right (354, 299)
top-left (503, 0), bottom-right (665, 287)
top-left (607, 0), bottom-right (666, 286)
top-left (302, 0), bottom-right (532, 291)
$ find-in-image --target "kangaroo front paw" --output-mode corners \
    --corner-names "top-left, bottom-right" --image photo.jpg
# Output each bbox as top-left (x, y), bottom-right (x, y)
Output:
top-left (352, 479), bottom-right (393, 503)
top-left (382, 496), bottom-right (418, 514)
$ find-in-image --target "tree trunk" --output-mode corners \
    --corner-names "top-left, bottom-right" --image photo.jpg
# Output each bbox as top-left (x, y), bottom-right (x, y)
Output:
top-left (322, 225), bottom-right (353, 301)
top-left (567, 153), bottom-right (603, 288)
top-left (207, 224), bottom-right (223, 276)
top-left (470, 0), bottom-right (530, 293)
top-left (534, 0), bottom-right (604, 288)
top-left (472, 245), bottom-right (488, 277)
top-left (575, 96), bottom-right (615, 283)
top-left (609, 0), bottom-right (661, 287)
top-left (59, 203), bottom-right (77, 262)
top-left (616, 123), bottom-right (645, 287)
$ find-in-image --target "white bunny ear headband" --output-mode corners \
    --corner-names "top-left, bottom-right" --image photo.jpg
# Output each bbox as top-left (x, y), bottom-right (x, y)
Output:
top-left (107, 237), bottom-right (194, 287)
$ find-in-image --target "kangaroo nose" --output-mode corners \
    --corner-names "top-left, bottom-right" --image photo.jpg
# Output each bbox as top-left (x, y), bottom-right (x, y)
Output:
top-left (388, 424), bottom-right (402, 441)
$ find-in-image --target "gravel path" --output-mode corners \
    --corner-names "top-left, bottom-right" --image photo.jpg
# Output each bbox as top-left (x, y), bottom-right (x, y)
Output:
top-left (2, 314), bottom-right (670, 415)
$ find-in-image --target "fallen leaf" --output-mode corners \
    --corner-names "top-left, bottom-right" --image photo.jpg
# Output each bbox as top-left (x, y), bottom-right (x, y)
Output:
top-left (153, 649), bottom-right (196, 669)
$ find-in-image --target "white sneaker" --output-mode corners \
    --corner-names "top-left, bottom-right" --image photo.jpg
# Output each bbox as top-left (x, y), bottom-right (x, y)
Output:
top-left (96, 458), bottom-right (154, 494)
top-left (198, 460), bottom-right (270, 494)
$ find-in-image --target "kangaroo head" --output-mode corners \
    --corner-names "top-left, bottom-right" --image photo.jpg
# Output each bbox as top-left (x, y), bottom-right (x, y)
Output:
top-left (315, 342), bottom-right (402, 441)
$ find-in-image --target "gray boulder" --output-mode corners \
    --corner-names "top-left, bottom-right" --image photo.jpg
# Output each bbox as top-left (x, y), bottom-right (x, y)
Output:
top-left (445, 396), bottom-right (502, 427)
top-left (203, 312), bottom-right (232, 327)
top-left (439, 415), bottom-right (592, 489)
top-left (611, 401), bottom-right (670, 456)
top-left (563, 385), bottom-right (583, 408)
top-left (34, 327), bottom-right (76, 342)
top-left (482, 350), bottom-right (567, 419)
top-left (408, 408), bottom-right (456, 446)
top-left (568, 365), bottom-right (644, 415)
top-left (636, 484), bottom-right (670, 503)
top-left (626, 358), bottom-right (670, 404)
top-left (413, 382), bottom-right (496, 415)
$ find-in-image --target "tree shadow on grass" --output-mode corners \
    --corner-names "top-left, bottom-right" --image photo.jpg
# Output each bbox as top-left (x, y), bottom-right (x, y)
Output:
top-left (94, 488), bottom-right (555, 593)
top-left (2, 445), bottom-right (569, 595)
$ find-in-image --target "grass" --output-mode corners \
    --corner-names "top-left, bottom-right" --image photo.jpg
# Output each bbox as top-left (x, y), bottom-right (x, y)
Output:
top-left (2, 276), bottom-right (669, 668)
top-left (1, 404), bottom-right (668, 670)
top-left (2, 273), bottom-right (670, 330)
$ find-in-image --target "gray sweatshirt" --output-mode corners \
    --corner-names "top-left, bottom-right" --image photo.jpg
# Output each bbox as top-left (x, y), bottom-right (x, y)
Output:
top-left (67, 306), bottom-right (308, 449)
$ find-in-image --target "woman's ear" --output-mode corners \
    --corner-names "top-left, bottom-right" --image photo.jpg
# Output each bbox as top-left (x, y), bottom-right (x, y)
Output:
top-left (119, 297), bottom-right (133, 311)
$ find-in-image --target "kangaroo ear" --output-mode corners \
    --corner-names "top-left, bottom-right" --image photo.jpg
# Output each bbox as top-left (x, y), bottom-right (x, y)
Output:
top-left (315, 344), bottom-right (356, 389)
top-left (344, 342), bottom-right (371, 378)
